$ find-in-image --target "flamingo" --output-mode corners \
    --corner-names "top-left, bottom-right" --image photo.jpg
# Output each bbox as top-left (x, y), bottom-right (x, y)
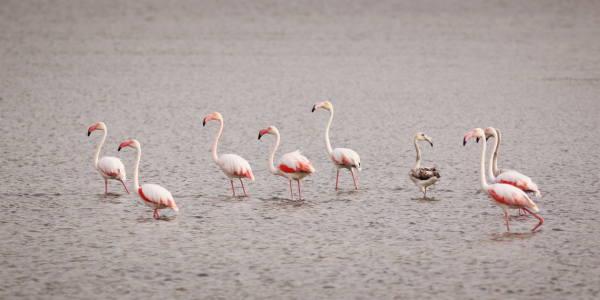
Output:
top-left (88, 122), bottom-right (129, 194)
top-left (482, 127), bottom-right (541, 197)
top-left (487, 129), bottom-right (517, 176)
top-left (118, 140), bottom-right (179, 219)
top-left (203, 112), bottom-right (255, 196)
top-left (463, 128), bottom-right (543, 231)
top-left (258, 126), bottom-right (317, 200)
top-left (312, 101), bottom-right (361, 190)
top-left (409, 133), bottom-right (440, 198)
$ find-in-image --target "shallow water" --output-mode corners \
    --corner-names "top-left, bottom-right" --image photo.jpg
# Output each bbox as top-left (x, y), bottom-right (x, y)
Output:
top-left (1, 0), bottom-right (600, 298)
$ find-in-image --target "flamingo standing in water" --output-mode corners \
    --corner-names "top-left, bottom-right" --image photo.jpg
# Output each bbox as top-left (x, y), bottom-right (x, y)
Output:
top-left (88, 122), bottom-right (129, 194)
top-left (203, 112), bottom-right (255, 196)
top-left (312, 101), bottom-right (361, 190)
top-left (118, 140), bottom-right (179, 219)
top-left (483, 127), bottom-right (541, 196)
top-left (463, 128), bottom-right (543, 231)
top-left (409, 133), bottom-right (440, 198)
top-left (258, 126), bottom-right (317, 200)
top-left (487, 129), bottom-right (517, 176)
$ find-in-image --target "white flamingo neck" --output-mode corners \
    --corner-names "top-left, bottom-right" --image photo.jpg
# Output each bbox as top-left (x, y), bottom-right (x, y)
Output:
top-left (93, 129), bottom-right (108, 170)
top-left (268, 131), bottom-right (280, 175)
top-left (413, 138), bottom-right (421, 169)
top-left (492, 130), bottom-right (501, 176)
top-left (133, 146), bottom-right (141, 192)
top-left (323, 108), bottom-right (334, 155)
top-left (211, 119), bottom-right (223, 164)
top-left (479, 134), bottom-right (489, 191)
top-left (487, 130), bottom-right (499, 182)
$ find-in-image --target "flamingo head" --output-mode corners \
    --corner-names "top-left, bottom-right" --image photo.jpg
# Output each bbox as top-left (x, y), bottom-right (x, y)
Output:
top-left (463, 128), bottom-right (484, 146)
top-left (118, 139), bottom-right (140, 151)
top-left (312, 101), bottom-right (332, 112)
top-left (88, 122), bottom-right (106, 136)
top-left (203, 112), bottom-right (222, 126)
top-left (258, 126), bottom-right (278, 140)
top-left (415, 132), bottom-right (433, 147)
top-left (484, 127), bottom-right (497, 142)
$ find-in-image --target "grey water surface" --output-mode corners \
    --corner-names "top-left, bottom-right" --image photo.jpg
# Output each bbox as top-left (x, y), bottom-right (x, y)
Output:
top-left (1, 0), bottom-right (600, 299)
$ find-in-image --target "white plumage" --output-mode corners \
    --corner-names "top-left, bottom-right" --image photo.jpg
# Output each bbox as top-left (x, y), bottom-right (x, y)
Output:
top-left (88, 122), bottom-right (129, 194)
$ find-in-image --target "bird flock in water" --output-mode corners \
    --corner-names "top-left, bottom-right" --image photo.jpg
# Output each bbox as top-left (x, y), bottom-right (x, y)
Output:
top-left (88, 101), bottom-right (543, 231)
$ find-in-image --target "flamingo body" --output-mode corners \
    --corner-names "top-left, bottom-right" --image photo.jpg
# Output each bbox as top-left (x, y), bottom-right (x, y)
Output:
top-left (88, 122), bottom-right (129, 194)
top-left (464, 128), bottom-right (543, 231)
top-left (258, 126), bottom-right (316, 200)
top-left (312, 101), bottom-right (361, 190)
top-left (119, 139), bottom-right (178, 219)
top-left (204, 112), bottom-right (254, 196)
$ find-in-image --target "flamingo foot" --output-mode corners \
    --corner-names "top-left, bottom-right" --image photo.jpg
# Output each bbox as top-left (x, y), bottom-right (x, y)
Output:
top-left (522, 208), bottom-right (544, 231)
top-left (153, 209), bottom-right (160, 219)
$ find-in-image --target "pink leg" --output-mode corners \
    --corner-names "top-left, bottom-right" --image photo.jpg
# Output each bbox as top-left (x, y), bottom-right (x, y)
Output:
top-left (351, 169), bottom-right (358, 190)
top-left (154, 209), bottom-right (160, 219)
top-left (522, 208), bottom-right (544, 231)
top-left (105, 181), bottom-right (108, 194)
top-left (335, 170), bottom-right (339, 191)
top-left (121, 180), bottom-right (130, 194)
top-left (240, 179), bottom-right (247, 195)
top-left (289, 180), bottom-right (294, 200)
top-left (298, 181), bottom-right (302, 200)
top-left (230, 180), bottom-right (236, 196)
top-left (505, 211), bottom-right (510, 231)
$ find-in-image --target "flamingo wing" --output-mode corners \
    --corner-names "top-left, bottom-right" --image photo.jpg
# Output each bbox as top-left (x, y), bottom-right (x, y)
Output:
top-left (138, 184), bottom-right (178, 211)
top-left (97, 156), bottom-right (126, 180)
top-left (219, 154), bottom-right (255, 181)
top-left (410, 167), bottom-right (440, 181)
top-left (495, 171), bottom-right (540, 197)
top-left (488, 184), bottom-right (538, 212)
top-left (278, 150), bottom-right (317, 173)
top-left (331, 148), bottom-right (361, 170)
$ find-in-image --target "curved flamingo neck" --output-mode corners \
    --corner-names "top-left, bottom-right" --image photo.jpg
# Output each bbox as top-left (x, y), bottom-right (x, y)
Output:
top-left (133, 146), bottom-right (141, 192)
top-left (323, 108), bottom-right (334, 155)
top-left (93, 129), bottom-right (107, 170)
top-left (268, 131), bottom-right (280, 175)
top-left (211, 119), bottom-right (223, 164)
top-left (479, 134), bottom-right (490, 191)
top-left (413, 138), bottom-right (421, 169)
top-left (492, 130), bottom-right (502, 176)
top-left (487, 129), bottom-right (499, 182)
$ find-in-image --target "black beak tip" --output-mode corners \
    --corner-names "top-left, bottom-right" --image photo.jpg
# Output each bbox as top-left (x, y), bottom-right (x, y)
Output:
top-left (311, 106), bottom-right (316, 112)
top-left (203, 120), bottom-right (206, 126)
top-left (87, 131), bottom-right (91, 136)
top-left (258, 133), bottom-right (262, 140)
top-left (486, 136), bottom-right (490, 141)
top-left (118, 146), bottom-right (122, 151)
top-left (463, 139), bottom-right (467, 146)
top-left (476, 137), bottom-right (480, 143)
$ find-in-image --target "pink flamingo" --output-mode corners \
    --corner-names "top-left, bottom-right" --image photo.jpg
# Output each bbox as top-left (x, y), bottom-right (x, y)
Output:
top-left (118, 140), bottom-right (179, 219)
top-left (88, 122), bottom-right (129, 194)
top-left (463, 128), bottom-right (543, 231)
top-left (258, 126), bottom-right (317, 200)
top-left (312, 101), bottom-right (361, 190)
top-left (409, 133), bottom-right (440, 198)
top-left (203, 112), bottom-right (255, 196)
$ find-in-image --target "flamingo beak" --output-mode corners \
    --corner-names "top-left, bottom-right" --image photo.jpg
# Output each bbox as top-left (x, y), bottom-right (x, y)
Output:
top-left (476, 137), bottom-right (480, 143)
top-left (203, 114), bottom-right (214, 126)
top-left (312, 105), bottom-right (316, 112)
top-left (463, 131), bottom-right (475, 146)
top-left (87, 130), bottom-right (91, 136)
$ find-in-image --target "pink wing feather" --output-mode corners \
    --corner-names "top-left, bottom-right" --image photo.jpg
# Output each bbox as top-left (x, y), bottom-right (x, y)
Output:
top-left (219, 154), bottom-right (255, 181)
top-left (278, 151), bottom-right (317, 173)
top-left (495, 171), bottom-right (540, 197)
top-left (331, 148), bottom-right (361, 170)
top-left (138, 184), bottom-right (178, 211)
top-left (97, 156), bottom-right (126, 180)
top-left (488, 184), bottom-right (538, 212)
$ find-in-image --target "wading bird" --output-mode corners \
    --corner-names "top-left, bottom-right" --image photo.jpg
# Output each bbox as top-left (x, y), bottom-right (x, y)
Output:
top-left (88, 122), bottom-right (129, 194)
top-left (409, 133), bottom-right (440, 198)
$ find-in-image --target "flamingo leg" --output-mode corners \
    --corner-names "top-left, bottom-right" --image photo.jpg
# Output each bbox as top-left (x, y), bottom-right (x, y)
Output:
top-left (154, 209), bottom-right (160, 219)
top-left (522, 208), bottom-right (544, 231)
top-left (240, 179), bottom-right (247, 196)
top-left (298, 181), bottom-right (302, 200)
top-left (105, 181), bottom-right (108, 194)
top-left (505, 211), bottom-right (510, 231)
top-left (335, 170), bottom-right (339, 191)
top-left (121, 180), bottom-right (130, 194)
top-left (351, 169), bottom-right (358, 190)
top-left (289, 180), bottom-right (294, 200)
top-left (230, 180), bottom-right (236, 196)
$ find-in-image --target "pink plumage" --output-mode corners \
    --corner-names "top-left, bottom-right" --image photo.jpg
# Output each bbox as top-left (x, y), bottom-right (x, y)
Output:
top-left (204, 112), bottom-right (255, 196)
top-left (88, 122), bottom-right (129, 194)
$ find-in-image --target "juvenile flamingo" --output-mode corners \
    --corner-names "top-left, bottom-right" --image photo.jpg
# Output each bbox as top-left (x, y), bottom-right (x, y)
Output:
top-left (88, 122), bottom-right (129, 194)
top-left (463, 128), bottom-right (543, 231)
top-left (258, 126), bottom-right (317, 200)
top-left (409, 133), bottom-right (440, 198)
top-left (483, 127), bottom-right (540, 196)
top-left (312, 101), bottom-right (361, 190)
top-left (118, 140), bottom-right (179, 219)
top-left (203, 112), bottom-right (255, 196)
